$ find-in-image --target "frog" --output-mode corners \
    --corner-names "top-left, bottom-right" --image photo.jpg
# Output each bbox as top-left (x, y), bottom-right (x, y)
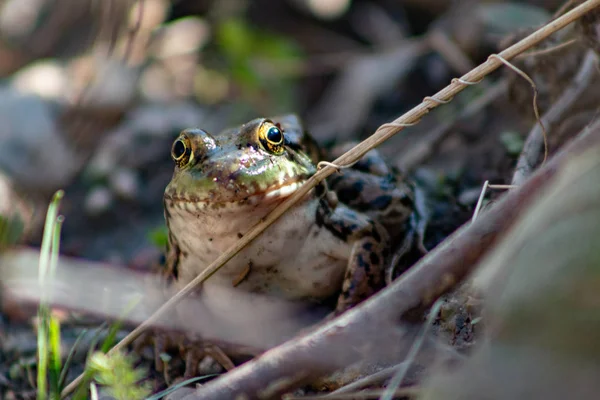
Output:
top-left (162, 114), bottom-right (427, 315)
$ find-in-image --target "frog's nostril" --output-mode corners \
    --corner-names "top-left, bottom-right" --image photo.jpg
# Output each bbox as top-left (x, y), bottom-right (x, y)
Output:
top-left (181, 129), bottom-right (218, 151)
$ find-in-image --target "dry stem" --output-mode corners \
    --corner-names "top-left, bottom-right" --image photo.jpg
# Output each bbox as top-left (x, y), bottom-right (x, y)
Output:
top-left (511, 49), bottom-right (599, 185)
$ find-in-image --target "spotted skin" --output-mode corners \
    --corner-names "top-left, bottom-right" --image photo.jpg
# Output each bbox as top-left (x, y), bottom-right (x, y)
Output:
top-left (327, 143), bottom-right (424, 285)
top-left (164, 115), bottom-right (425, 315)
top-left (315, 194), bottom-right (390, 313)
top-left (328, 170), bottom-right (415, 230)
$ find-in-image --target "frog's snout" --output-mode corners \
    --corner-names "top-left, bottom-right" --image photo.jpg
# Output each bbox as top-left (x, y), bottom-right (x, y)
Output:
top-left (182, 129), bottom-right (218, 153)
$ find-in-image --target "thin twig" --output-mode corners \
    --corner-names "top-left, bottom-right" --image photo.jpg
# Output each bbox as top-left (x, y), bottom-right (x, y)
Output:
top-left (491, 54), bottom-right (548, 163)
top-left (472, 183), bottom-right (517, 222)
top-left (517, 38), bottom-right (578, 58)
top-left (472, 181), bottom-right (490, 223)
top-left (321, 339), bottom-right (467, 396)
top-left (511, 49), bottom-right (599, 186)
top-left (284, 386), bottom-right (420, 400)
top-left (324, 335), bottom-right (467, 395)
top-left (380, 300), bottom-right (443, 400)
top-left (401, 79), bottom-right (509, 170)
top-left (428, 30), bottom-right (476, 74)
top-left (329, 363), bottom-right (407, 395)
top-left (59, 0), bottom-right (600, 396)
top-left (488, 184), bottom-right (517, 189)
top-left (554, 0), bottom-right (575, 18)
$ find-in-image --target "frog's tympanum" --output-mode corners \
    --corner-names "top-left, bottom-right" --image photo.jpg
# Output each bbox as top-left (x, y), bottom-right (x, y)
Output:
top-left (164, 115), bottom-right (424, 315)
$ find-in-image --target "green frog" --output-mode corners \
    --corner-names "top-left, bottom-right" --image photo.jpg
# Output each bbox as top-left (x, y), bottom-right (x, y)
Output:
top-left (163, 114), bottom-right (426, 315)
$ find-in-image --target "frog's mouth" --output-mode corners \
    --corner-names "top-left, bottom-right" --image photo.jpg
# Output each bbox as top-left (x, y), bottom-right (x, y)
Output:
top-left (262, 179), bottom-right (307, 200)
top-left (229, 178), bottom-right (309, 207)
top-left (165, 178), bottom-right (308, 208)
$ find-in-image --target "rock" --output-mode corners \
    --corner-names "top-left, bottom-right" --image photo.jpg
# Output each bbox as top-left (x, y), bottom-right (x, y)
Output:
top-left (0, 87), bottom-right (79, 192)
top-left (84, 186), bottom-right (114, 216)
top-left (11, 60), bottom-right (68, 100)
top-left (108, 168), bottom-right (140, 200)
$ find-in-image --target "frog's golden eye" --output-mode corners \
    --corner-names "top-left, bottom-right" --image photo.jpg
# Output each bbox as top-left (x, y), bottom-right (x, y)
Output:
top-left (171, 136), bottom-right (192, 166)
top-left (258, 121), bottom-right (284, 154)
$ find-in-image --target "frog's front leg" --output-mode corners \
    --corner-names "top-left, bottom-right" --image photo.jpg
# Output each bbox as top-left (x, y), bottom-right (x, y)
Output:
top-left (317, 198), bottom-right (391, 314)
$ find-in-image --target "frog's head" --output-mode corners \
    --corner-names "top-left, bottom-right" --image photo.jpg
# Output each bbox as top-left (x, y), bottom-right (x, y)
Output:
top-left (164, 115), bottom-right (318, 210)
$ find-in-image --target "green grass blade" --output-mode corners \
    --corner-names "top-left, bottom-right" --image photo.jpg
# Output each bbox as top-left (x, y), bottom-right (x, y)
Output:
top-left (39, 190), bottom-right (64, 287)
top-left (145, 375), bottom-right (219, 400)
top-left (100, 323), bottom-right (122, 354)
top-left (48, 316), bottom-right (62, 399)
top-left (72, 324), bottom-right (108, 400)
top-left (0, 214), bottom-right (25, 249)
top-left (48, 215), bottom-right (64, 398)
top-left (100, 296), bottom-right (141, 354)
top-left (37, 190), bottom-right (64, 400)
top-left (37, 306), bottom-right (49, 400)
top-left (49, 215), bottom-right (64, 278)
top-left (58, 328), bottom-right (87, 391)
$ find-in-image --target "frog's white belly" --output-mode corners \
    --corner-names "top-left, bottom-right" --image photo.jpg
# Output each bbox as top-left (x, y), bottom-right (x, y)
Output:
top-left (167, 197), bottom-right (352, 301)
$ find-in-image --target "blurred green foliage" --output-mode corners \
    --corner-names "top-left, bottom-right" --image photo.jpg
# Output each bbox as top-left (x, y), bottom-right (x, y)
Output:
top-left (500, 131), bottom-right (525, 156)
top-left (148, 225), bottom-right (169, 249)
top-left (0, 214), bottom-right (24, 249)
top-left (215, 17), bottom-right (304, 114)
top-left (88, 352), bottom-right (151, 400)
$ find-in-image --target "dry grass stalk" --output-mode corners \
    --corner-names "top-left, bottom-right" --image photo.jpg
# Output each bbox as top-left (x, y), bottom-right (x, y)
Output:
top-left (511, 49), bottom-right (598, 185)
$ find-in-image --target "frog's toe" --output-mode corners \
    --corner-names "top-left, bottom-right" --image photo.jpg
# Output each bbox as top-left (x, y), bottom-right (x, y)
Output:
top-left (133, 330), bottom-right (235, 383)
top-left (179, 341), bottom-right (235, 378)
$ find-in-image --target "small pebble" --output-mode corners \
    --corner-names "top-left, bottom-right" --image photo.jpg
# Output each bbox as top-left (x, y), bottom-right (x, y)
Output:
top-left (0, 88), bottom-right (79, 191)
top-left (109, 168), bottom-right (139, 199)
top-left (198, 355), bottom-right (224, 376)
top-left (85, 186), bottom-right (113, 216)
top-left (87, 149), bottom-right (118, 179)
top-left (11, 60), bottom-right (68, 100)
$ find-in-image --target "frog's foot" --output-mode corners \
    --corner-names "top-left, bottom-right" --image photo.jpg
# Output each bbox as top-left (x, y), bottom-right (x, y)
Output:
top-left (133, 330), bottom-right (234, 382)
top-left (179, 342), bottom-right (235, 379)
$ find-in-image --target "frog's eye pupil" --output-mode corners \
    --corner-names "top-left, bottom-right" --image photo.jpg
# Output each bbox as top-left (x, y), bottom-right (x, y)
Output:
top-left (172, 139), bottom-right (186, 160)
top-left (267, 126), bottom-right (282, 144)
